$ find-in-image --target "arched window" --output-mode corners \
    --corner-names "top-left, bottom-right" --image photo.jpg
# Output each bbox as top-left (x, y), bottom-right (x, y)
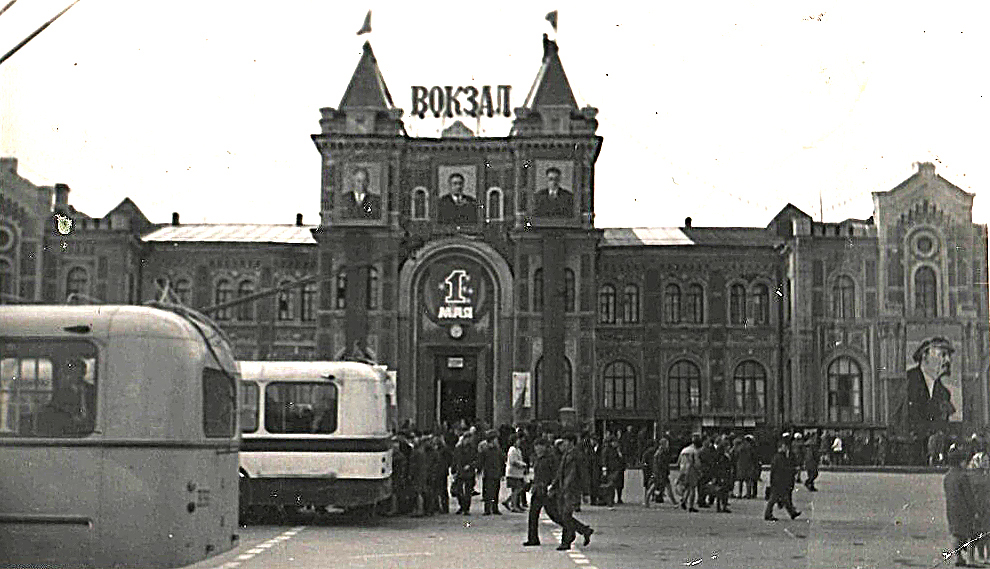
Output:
top-left (832, 275), bottom-right (855, 319)
top-left (335, 270), bottom-right (346, 309)
top-left (750, 284), bottom-right (769, 325)
top-left (0, 258), bottom-right (14, 297)
top-left (663, 284), bottom-right (681, 324)
top-left (668, 360), bottom-right (701, 419)
top-left (598, 284), bottom-right (616, 324)
top-left (214, 278), bottom-right (232, 321)
top-left (729, 283), bottom-right (746, 325)
top-left (276, 280), bottom-right (294, 321)
top-left (564, 268), bottom-right (575, 313)
top-left (236, 280), bottom-right (254, 321)
top-left (66, 267), bottom-right (89, 299)
top-left (827, 357), bottom-right (863, 422)
top-left (533, 268), bottom-right (544, 312)
top-left (603, 360), bottom-right (636, 409)
top-left (173, 278), bottom-right (192, 306)
top-left (535, 356), bottom-right (573, 408)
top-left (733, 360), bottom-right (766, 414)
top-left (686, 284), bottom-right (704, 324)
top-left (301, 281), bottom-right (317, 321)
top-left (366, 266), bottom-right (379, 310)
top-left (486, 187), bottom-right (503, 221)
top-left (623, 284), bottom-right (640, 324)
top-left (915, 266), bottom-right (937, 318)
top-left (412, 187), bottom-right (428, 220)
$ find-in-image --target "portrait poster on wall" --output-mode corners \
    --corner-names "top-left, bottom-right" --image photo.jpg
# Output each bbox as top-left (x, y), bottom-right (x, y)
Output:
top-left (532, 160), bottom-right (575, 219)
top-left (337, 163), bottom-right (384, 222)
top-left (903, 323), bottom-right (964, 429)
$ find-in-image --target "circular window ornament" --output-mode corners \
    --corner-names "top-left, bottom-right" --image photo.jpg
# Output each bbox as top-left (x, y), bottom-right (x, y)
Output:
top-left (449, 324), bottom-right (464, 339)
top-left (913, 233), bottom-right (938, 258)
top-left (0, 227), bottom-right (13, 252)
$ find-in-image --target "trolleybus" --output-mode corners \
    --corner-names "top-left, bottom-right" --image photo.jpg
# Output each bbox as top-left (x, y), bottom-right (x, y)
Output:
top-left (0, 304), bottom-right (240, 569)
top-left (237, 361), bottom-right (392, 518)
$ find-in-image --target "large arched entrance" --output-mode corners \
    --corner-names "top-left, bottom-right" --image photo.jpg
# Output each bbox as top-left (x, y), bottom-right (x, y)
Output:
top-left (397, 238), bottom-right (514, 429)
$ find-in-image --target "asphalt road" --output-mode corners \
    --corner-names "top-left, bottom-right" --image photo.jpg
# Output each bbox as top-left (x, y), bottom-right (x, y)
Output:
top-left (184, 469), bottom-right (957, 569)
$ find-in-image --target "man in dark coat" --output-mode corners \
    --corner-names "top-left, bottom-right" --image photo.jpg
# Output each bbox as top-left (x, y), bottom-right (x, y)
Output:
top-left (764, 440), bottom-right (801, 521)
top-left (712, 439), bottom-right (734, 513)
top-left (479, 429), bottom-right (505, 515)
top-left (451, 432), bottom-right (478, 514)
top-left (523, 437), bottom-right (563, 546)
top-left (944, 447), bottom-right (979, 567)
top-left (552, 435), bottom-right (594, 551)
top-left (696, 437), bottom-right (717, 507)
top-left (804, 435), bottom-right (820, 492)
top-left (603, 437), bottom-right (626, 505)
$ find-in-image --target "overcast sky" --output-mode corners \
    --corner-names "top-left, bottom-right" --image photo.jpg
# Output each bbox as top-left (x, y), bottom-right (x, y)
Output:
top-left (1, 1), bottom-right (988, 229)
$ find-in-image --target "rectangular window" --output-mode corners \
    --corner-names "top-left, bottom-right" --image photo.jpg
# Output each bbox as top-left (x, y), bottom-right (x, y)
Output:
top-left (812, 290), bottom-right (824, 318)
top-left (865, 260), bottom-right (877, 287)
top-left (813, 260), bottom-right (825, 286)
top-left (203, 368), bottom-right (235, 438)
top-left (240, 381), bottom-right (259, 433)
top-left (264, 382), bottom-right (338, 434)
top-left (0, 340), bottom-right (97, 437)
top-left (865, 291), bottom-right (877, 318)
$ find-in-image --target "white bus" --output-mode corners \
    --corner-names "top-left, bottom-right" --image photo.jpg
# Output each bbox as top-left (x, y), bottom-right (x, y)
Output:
top-left (0, 304), bottom-right (240, 569)
top-left (237, 361), bottom-right (393, 518)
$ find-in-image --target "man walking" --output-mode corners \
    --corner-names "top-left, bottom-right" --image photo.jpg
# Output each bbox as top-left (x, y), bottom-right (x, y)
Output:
top-left (764, 439), bottom-right (801, 521)
top-left (523, 438), bottom-right (563, 546)
top-left (552, 435), bottom-right (594, 550)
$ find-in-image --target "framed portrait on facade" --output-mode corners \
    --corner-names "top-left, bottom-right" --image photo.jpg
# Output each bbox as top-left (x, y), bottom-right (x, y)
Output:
top-left (532, 160), bottom-right (575, 219)
top-left (895, 324), bottom-right (964, 436)
top-left (437, 165), bottom-right (479, 225)
top-left (337, 162), bottom-right (385, 223)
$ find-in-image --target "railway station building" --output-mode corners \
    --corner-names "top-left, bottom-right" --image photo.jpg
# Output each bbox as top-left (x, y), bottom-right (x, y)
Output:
top-left (2, 37), bottom-right (988, 441)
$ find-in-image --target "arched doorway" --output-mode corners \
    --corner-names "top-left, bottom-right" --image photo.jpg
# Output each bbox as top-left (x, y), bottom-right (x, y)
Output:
top-left (398, 239), bottom-right (514, 429)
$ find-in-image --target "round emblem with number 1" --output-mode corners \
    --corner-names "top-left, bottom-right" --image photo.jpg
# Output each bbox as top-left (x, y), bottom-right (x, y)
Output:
top-left (449, 324), bottom-right (464, 339)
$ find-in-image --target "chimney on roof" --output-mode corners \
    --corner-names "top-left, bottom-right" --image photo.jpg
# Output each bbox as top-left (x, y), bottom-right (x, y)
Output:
top-left (296, 213), bottom-right (303, 226)
top-left (1, 157), bottom-right (17, 173)
top-left (684, 217), bottom-right (692, 228)
top-left (54, 183), bottom-right (70, 207)
top-left (916, 161), bottom-right (936, 177)
top-left (171, 212), bottom-right (180, 226)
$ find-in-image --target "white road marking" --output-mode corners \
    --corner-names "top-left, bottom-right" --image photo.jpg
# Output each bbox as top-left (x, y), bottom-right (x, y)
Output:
top-left (247, 548), bottom-right (264, 554)
top-left (236, 554), bottom-right (254, 561)
top-left (223, 563), bottom-right (240, 568)
top-left (257, 543), bottom-right (274, 549)
top-left (348, 552), bottom-right (434, 559)
top-left (573, 560), bottom-right (590, 565)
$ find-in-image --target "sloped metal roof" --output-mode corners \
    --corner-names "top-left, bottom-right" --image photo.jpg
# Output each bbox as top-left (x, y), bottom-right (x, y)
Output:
top-left (142, 224), bottom-right (317, 244)
top-left (602, 227), bottom-right (781, 247)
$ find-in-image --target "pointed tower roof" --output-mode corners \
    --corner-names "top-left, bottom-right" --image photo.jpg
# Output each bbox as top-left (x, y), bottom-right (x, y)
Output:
top-left (522, 34), bottom-right (578, 109)
top-left (338, 41), bottom-right (395, 110)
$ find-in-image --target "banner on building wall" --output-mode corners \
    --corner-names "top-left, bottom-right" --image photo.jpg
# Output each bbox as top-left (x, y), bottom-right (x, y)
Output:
top-left (904, 323), bottom-right (964, 424)
top-left (513, 372), bottom-right (532, 408)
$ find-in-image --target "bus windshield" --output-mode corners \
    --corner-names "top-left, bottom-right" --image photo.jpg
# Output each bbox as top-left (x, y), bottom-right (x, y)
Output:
top-left (264, 382), bottom-right (338, 434)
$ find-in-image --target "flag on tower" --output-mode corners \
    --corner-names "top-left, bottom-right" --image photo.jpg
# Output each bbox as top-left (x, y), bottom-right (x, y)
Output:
top-left (357, 10), bottom-right (372, 35)
top-left (545, 10), bottom-right (558, 32)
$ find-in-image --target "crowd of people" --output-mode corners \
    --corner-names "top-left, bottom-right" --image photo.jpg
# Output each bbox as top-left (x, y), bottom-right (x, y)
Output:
top-left (383, 420), bottom-right (990, 561)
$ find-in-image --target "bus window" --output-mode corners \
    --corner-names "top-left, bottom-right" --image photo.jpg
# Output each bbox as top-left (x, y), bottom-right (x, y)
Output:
top-left (240, 381), bottom-right (259, 433)
top-left (0, 341), bottom-right (96, 437)
top-left (264, 382), bottom-right (338, 434)
top-left (203, 368), bottom-right (235, 438)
